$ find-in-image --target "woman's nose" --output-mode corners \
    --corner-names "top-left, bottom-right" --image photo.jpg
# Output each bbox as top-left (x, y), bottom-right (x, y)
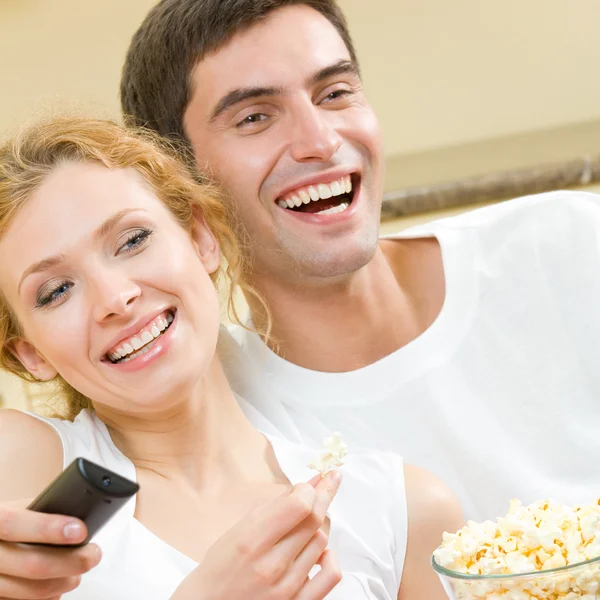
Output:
top-left (90, 271), bottom-right (142, 323)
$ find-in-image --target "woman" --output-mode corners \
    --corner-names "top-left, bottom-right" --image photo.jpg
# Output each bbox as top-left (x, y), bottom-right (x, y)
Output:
top-left (0, 116), bottom-right (463, 600)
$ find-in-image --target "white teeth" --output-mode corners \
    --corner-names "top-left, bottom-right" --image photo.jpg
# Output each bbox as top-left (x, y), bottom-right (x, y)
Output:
top-left (108, 311), bottom-right (174, 363)
top-left (308, 186), bottom-right (319, 201)
top-left (277, 176), bottom-right (354, 210)
top-left (317, 202), bottom-right (349, 215)
top-left (317, 183), bottom-right (332, 199)
top-left (141, 330), bottom-right (153, 344)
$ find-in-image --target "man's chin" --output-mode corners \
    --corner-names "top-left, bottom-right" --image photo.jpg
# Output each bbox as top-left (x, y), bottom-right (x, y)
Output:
top-left (286, 238), bottom-right (380, 280)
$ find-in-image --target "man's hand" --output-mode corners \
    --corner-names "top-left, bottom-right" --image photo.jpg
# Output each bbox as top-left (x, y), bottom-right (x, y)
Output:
top-left (0, 501), bottom-right (101, 599)
top-left (173, 471), bottom-right (343, 600)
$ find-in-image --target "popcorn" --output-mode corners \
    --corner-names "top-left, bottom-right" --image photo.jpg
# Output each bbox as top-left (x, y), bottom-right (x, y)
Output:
top-left (433, 497), bottom-right (600, 599)
top-left (307, 432), bottom-right (347, 475)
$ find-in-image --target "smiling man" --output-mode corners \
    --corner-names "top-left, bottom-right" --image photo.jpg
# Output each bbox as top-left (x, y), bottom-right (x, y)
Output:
top-left (121, 0), bottom-right (600, 521)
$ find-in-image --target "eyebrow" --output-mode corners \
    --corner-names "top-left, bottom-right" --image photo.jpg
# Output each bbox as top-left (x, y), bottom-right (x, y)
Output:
top-left (18, 208), bottom-right (139, 294)
top-left (307, 59), bottom-right (361, 87)
top-left (209, 86), bottom-right (285, 122)
top-left (208, 59), bottom-right (360, 123)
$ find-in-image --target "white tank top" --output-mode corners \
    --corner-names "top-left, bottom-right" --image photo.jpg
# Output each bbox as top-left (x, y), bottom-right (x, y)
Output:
top-left (25, 409), bottom-right (407, 599)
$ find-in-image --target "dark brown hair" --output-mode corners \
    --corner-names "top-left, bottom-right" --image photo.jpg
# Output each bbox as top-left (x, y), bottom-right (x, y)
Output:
top-left (120, 0), bottom-right (358, 147)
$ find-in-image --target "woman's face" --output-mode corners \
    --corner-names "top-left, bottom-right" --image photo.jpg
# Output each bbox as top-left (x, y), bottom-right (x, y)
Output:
top-left (0, 161), bottom-right (222, 415)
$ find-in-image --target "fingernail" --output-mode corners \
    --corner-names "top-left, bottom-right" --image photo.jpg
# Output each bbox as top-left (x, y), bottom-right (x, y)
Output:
top-left (63, 521), bottom-right (84, 540)
top-left (329, 470), bottom-right (342, 488)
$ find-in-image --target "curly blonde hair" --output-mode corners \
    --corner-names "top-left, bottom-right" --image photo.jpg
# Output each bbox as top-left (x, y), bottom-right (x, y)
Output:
top-left (0, 115), bottom-right (261, 420)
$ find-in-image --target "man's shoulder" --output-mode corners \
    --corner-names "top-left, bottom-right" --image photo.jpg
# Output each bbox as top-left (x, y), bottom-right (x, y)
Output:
top-left (386, 189), bottom-right (600, 239)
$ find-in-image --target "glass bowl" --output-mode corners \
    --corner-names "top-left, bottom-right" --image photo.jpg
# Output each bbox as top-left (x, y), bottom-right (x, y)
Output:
top-left (431, 553), bottom-right (600, 599)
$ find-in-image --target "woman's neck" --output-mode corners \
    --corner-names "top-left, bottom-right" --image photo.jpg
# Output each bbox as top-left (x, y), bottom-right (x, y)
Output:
top-left (95, 358), bottom-right (274, 490)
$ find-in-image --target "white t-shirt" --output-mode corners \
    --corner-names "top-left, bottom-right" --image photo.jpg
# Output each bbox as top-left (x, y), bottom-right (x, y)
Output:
top-left (220, 190), bottom-right (600, 522)
top-left (25, 408), bottom-right (407, 600)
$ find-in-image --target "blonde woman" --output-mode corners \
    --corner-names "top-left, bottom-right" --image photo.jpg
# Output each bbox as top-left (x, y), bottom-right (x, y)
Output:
top-left (0, 116), bottom-right (462, 600)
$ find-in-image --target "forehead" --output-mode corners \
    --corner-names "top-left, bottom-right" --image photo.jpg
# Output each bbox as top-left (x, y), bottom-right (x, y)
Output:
top-left (0, 162), bottom-right (166, 288)
top-left (18, 161), bottom-right (164, 237)
top-left (187, 5), bottom-right (352, 115)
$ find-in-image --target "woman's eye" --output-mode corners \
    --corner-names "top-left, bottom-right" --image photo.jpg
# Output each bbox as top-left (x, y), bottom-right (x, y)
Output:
top-left (118, 228), bottom-right (153, 254)
top-left (36, 281), bottom-right (73, 308)
top-left (236, 113), bottom-right (268, 128)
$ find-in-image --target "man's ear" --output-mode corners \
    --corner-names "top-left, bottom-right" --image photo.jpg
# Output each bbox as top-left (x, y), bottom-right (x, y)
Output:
top-left (8, 338), bottom-right (57, 381)
top-left (190, 208), bottom-right (221, 275)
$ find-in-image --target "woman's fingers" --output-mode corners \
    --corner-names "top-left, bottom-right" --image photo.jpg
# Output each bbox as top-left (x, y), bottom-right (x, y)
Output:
top-left (0, 573), bottom-right (82, 599)
top-left (0, 541), bottom-right (101, 580)
top-left (0, 504), bottom-right (87, 546)
top-left (245, 471), bottom-right (341, 556)
top-left (245, 483), bottom-right (318, 551)
top-left (264, 471), bottom-right (341, 565)
top-left (271, 529), bottom-right (329, 598)
top-left (293, 550), bottom-right (342, 600)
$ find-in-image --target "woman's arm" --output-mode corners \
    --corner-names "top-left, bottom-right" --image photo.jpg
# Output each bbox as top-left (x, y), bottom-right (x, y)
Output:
top-left (398, 464), bottom-right (464, 600)
top-left (0, 408), bottom-right (101, 599)
top-left (0, 409), bottom-right (62, 502)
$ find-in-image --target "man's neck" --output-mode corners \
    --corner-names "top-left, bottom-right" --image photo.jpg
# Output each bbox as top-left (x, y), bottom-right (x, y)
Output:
top-left (250, 237), bottom-right (445, 372)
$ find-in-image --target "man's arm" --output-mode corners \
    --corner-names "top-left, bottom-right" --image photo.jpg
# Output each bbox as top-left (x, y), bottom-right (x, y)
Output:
top-left (398, 464), bottom-right (464, 600)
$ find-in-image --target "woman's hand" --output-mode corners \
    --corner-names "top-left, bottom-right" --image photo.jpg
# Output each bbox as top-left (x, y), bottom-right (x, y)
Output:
top-left (172, 471), bottom-right (343, 600)
top-left (0, 500), bottom-right (101, 599)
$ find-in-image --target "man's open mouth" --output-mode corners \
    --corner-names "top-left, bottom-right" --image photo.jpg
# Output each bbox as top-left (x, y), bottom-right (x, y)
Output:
top-left (105, 309), bottom-right (176, 364)
top-left (276, 174), bottom-right (357, 215)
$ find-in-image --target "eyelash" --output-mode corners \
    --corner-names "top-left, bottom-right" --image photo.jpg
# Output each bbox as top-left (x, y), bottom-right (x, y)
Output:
top-left (35, 228), bottom-right (153, 308)
top-left (235, 88), bottom-right (355, 129)
top-left (323, 89), bottom-right (353, 102)
top-left (236, 113), bottom-right (269, 129)
top-left (120, 228), bottom-right (153, 254)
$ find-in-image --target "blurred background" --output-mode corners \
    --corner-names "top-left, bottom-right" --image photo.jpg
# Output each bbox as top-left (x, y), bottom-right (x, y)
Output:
top-left (1, 0), bottom-right (600, 407)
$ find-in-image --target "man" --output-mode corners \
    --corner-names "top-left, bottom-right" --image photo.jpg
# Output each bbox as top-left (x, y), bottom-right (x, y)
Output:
top-left (120, 0), bottom-right (600, 521)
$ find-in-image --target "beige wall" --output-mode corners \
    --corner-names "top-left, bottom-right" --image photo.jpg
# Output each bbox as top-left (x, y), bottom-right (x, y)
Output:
top-left (1, 1), bottom-right (600, 160)
top-left (0, 372), bottom-right (27, 410)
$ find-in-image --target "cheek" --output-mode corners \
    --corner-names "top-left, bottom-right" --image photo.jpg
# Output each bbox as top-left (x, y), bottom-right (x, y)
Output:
top-left (163, 243), bottom-right (221, 315)
top-left (198, 138), bottom-right (273, 206)
top-left (25, 306), bottom-right (89, 370)
top-left (353, 109), bottom-right (384, 160)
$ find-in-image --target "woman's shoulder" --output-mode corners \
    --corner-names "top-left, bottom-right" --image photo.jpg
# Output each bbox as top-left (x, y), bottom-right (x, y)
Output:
top-left (0, 408), bottom-right (63, 503)
top-left (403, 463), bottom-right (464, 533)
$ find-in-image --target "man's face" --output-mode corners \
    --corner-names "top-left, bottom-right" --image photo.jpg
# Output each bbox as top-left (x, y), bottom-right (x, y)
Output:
top-left (184, 5), bottom-right (384, 282)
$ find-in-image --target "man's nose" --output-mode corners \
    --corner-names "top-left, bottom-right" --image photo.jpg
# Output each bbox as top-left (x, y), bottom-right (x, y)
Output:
top-left (90, 269), bottom-right (141, 323)
top-left (288, 101), bottom-right (343, 163)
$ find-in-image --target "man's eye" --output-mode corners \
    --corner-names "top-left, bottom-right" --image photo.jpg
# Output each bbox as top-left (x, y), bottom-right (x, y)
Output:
top-left (236, 113), bottom-right (268, 128)
top-left (323, 89), bottom-right (353, 103)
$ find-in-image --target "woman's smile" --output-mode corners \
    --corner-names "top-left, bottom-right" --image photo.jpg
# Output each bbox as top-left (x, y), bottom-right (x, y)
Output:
top-left (103, 308), bottom-right (178, 373)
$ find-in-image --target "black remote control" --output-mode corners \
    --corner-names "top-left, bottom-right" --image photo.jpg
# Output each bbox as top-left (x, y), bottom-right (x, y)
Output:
top-left (28, 457), bottom-right (140, 547)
